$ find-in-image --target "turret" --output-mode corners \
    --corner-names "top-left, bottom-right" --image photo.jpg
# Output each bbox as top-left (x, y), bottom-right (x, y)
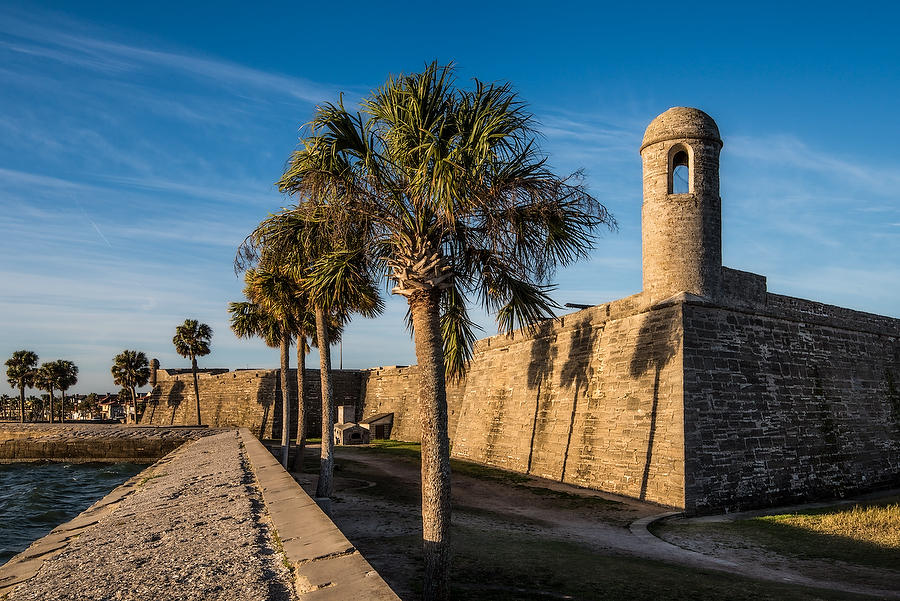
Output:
top-left (640, 107), bottom-right (723, 301)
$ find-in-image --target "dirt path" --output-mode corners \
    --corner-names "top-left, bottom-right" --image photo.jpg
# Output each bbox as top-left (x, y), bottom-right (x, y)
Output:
top-left (298, 446), bottom-right (899, 600)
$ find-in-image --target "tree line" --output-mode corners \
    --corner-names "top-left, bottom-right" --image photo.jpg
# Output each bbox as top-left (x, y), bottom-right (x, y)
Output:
top-left (4, 318), bottom-right (212, 424)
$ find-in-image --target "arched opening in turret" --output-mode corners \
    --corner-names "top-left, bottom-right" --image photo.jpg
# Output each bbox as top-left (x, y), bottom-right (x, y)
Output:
top-left (669, 148), bottom-right (690, 194)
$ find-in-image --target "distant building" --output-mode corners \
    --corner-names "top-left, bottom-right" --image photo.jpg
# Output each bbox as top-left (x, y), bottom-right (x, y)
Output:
top-left (98, 394), bottom-right (125, 421)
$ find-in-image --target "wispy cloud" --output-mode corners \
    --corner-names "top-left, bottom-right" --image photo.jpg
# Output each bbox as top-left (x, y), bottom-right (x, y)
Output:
top-left (0, 11), bottom-right (339, 103)
top-left (728, 133), bottom-right (900, 198)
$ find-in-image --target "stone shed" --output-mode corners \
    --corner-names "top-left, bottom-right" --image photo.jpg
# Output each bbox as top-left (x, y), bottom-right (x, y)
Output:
top-left (335, 423), bottom-right (370, 445)
top-left (360, 413), bottom-right (394, 440)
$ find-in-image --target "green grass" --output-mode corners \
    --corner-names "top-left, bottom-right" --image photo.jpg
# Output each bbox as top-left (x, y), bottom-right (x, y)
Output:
top-left (655, 496), bottom-right (900, 572)
top-left (138, 472), bottom-right (166, 486)
top-left (326, 443), bottom-right (889, 600)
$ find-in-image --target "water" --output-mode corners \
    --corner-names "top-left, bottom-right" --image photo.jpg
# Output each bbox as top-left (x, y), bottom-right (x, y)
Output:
top-left (0, 462), bottom-right (145, 565)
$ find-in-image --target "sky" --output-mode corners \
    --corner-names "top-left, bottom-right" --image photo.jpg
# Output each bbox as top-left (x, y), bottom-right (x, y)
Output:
top-left (1, 0), bottom-right (899, 395)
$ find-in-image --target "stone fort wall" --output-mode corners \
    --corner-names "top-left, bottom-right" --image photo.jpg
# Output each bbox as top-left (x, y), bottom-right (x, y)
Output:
top-left (451, 293), bottom-right (686, 507)
top-left (683, 292), bottom-right (900, 513)
top-left (141, 368), bottom-right (364, 441)
top-left (142, 278), bottom-right (900, 512)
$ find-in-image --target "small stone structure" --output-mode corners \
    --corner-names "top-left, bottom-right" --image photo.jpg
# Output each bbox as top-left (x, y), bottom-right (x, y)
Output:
top-left (334, 405), bottom-right (370, 445)
top-left (141, 108), bottom-right (900, 513)
top-left (335, 423), bottom-right (370, 445)
top-left (360, 413), bottom-right (394, 440)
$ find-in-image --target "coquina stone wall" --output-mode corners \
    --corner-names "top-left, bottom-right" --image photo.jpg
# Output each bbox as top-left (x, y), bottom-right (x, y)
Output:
top-left (683, 293), bottom-right (900, 513)
top-left (359, 365), bottom-right (466, 443)
top-left (139, 279), bottom-right (900, 513)
top-left (141, 368), bottom-right (364, 441)
top-left (452, 293), bottom-right (686, 507)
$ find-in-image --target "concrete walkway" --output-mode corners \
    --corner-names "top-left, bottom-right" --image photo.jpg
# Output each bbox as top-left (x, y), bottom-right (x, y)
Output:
top-left (0, 430), bottom-right (399, 600)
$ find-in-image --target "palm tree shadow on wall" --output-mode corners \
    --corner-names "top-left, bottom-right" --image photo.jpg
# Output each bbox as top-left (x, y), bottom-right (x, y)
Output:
top-left (526, 320), bottom-right (558, 474)
top-left (167, 380), bottom-right (185, 426)
top-left (524, 317), bottom-right (598, 480)
top-left (629, 310), bottom-right (679, 500)
top-left (145, 385), bottom-right (160, 423)
top-left (558, 318), bottom-right (598, 481)
top-left (256, 381), bottom-right (273, 440)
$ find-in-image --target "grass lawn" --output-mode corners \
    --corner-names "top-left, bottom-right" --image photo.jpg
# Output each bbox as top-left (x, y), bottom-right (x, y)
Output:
top-left (352, 440), bottom-right (625, 509)
top-left (654, 496), bottom-right (900, 572)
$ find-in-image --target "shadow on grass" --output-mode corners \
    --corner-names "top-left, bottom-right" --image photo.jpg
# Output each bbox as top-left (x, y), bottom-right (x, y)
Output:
top-left (348, 523), bottom-right (877, 601)
top-left (347, 441), bottom-right (624, 509)
top-left (324, 445), bottom-right (880, 601)
top-left (730, 512), bottom-right (899, 571)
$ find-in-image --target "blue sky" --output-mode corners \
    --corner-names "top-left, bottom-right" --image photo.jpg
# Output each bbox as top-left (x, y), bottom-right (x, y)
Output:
top-left (1, 1), bottom-right (899, 395)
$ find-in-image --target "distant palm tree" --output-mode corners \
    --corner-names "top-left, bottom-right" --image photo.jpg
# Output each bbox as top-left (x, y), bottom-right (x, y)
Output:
top-left (111, 350), bottom-right (151, 423)
top-left (172, 320), bottom-right (212, 426)
top-left (35, 362), bottom-right (61, 422)
top-left (6, 351), bottom-right (39, 423)
top-left (55, 360), bottom-right (78, 422)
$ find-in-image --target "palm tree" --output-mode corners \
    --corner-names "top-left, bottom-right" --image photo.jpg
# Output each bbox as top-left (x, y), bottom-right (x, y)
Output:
top-left (229, 285), bottom-right (322, 472)
top-left (55, 360), bottom-right (78, 421)
top-left (277, 63), bottom-right (614, 600)
top-left (35, 362), bottom-right (61, 422)
top-left (229, 268), bottom-right (299, 468)
top-left (111, 350), bottom-right (151, 423)
top-left (239, 206), bottom-right (381, 497)
top-left (172, 320), bottom-right (212, 426)
top-left (6, 350), bottom-right (38, 423)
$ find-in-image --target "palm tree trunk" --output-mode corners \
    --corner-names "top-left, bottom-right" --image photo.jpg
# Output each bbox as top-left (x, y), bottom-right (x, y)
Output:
top-left (279, 329), bottom-right (291, 468)
top-left (131, 387), bottom-right (138, 425)
top-left (191, 355), bottom-right (201, 426)
top-left (49, 388), bottom-right (55, 423)
top-left (19, 386), bottom-right (25, 423)
top-left (314, 308), bottom-right (335, 499)
top-left (408, 288), bottom-right (452, 601)
top-left (291, 338), bottom-right (306, 472)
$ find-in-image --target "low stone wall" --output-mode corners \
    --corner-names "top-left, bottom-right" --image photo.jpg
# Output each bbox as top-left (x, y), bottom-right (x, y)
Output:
top-left (0, 424), bottom-right (216, 463)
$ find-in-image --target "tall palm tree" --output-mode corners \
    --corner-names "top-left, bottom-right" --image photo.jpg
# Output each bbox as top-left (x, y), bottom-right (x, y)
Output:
top-left (239, 206), bottom-right (381, 497)
top-left (278, 63), bottom-right (614, 600)
top-left (6, 350), bottom-right (38, 423)
top-left (55, 360), bottom-right (78, 422)
top-left (172, 320), bottom-right (212, 426)
top-left (111, 350), bottom-right (151, 424)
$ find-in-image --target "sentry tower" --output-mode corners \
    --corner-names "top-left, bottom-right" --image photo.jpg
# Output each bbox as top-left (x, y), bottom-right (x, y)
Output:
top-left (640, 107), bottom-right (723, 301)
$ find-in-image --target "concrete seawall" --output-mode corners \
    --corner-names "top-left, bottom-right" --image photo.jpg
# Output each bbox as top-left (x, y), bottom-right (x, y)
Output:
top-left (0, 423), bottom-right (218, 463)
top-left (0, 428), bottom-right (399, 600)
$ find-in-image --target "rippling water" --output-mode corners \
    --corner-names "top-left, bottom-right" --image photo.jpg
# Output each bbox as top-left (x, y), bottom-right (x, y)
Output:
top-left (0, 462), bottom-right (145, 565)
